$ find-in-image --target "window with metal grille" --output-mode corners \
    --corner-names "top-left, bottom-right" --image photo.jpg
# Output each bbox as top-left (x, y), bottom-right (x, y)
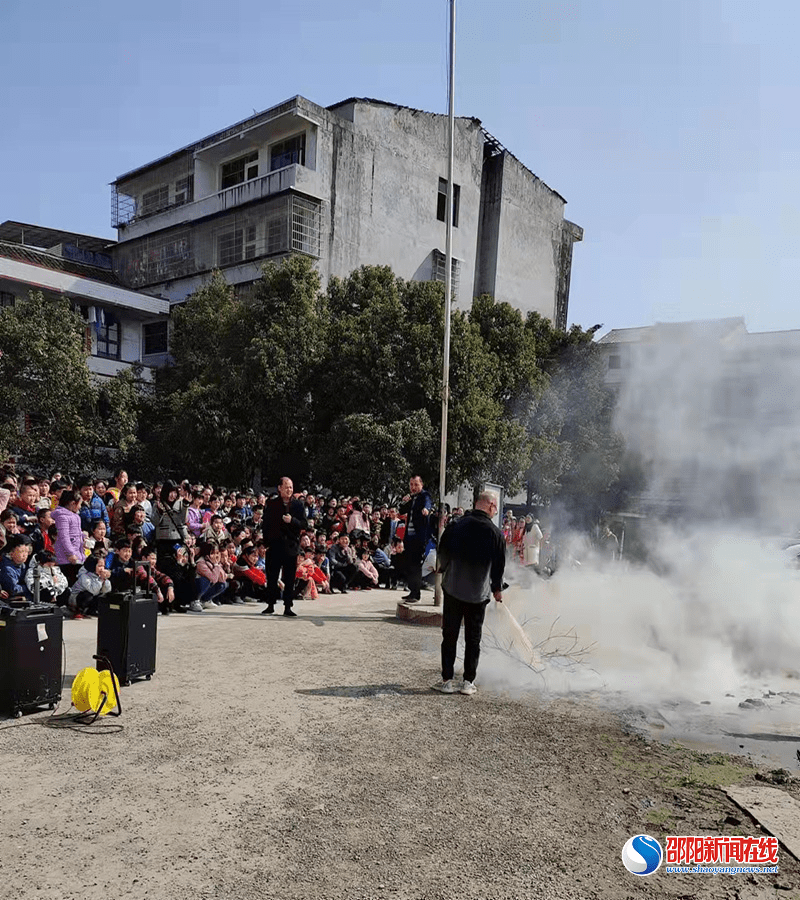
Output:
top-left (96, 311), bottom-right (121, 360)
top-left (218, 225), bottom-right (257, 266)
top-left (174, 175), bottom-right (194, 206)
top-left (432, 249), bottom-right (460, 298)
top-left (0, 291), bottom-right (15, 309)
top-left (141, 185), bottom-right (170, 216)
top-left (142, 321), bottom-right (168, 356)
top-left (270, 133), bottom-right (306, 171)
top-left (266, 213), bottom-right (288, 255)
top-left (221, 151), bottom-right (259, 190)
top-left (291, 197), bottom-right (320, 255)
top-left (437, 178), bottom-right (460, 227)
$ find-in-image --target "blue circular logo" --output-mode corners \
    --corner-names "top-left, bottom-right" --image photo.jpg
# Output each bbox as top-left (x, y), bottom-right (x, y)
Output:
top-left (621, 835), bottom-right (663, 876)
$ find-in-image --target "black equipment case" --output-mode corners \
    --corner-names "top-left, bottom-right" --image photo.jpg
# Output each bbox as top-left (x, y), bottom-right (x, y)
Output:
top-left (0, 605), bottom-right (63, 717)
top-left (96, 563), bottom-right (158, 686)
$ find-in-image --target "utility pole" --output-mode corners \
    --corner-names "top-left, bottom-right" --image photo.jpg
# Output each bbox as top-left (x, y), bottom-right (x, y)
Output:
top-left (435, 0), bottom-right (456, 608)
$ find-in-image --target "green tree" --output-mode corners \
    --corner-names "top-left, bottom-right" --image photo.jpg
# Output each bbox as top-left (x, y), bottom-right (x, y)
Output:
top-left (95, 364), bottom-right (149, 472)
top-left (243, 254), bottom-right (326, 483)
top-left (0, 291), bottom-right (96, 471)
top-left (154, 258), bottom-right (325, 486)
top-left (151, 270), bottom-right (241, 481)
top-left (312, 411), bottom-right (435, 500)
top-left (312, 269), bottom-right (531, 496)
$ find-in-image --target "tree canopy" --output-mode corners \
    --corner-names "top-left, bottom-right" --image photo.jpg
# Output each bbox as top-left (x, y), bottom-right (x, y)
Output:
top-left (0, 262), bottom-right (636, 528)
top-left (0, 291), bottom-right (147, 473)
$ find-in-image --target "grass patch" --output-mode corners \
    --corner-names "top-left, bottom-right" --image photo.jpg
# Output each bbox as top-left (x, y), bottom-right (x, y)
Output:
top-left (674, 753), bottom-right (753, 789)
top-left (643, 807), bottom-right (676, 831)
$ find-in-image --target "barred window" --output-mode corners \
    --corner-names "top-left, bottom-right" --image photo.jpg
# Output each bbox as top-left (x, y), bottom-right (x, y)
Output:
top-left (432, 249), bottom-right (460, 299)
top-left (174, 175), bottom-right (194, 206)
top-left (218, 225), bottom-right (257, 266)
top-left (141, 185), bottom-right (170, 216)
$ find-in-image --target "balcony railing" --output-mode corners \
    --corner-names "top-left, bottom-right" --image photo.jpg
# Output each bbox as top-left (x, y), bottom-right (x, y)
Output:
top-left (114, 195), bottom-right (322, 288)
top-left (112, 166), bottom-right (301, 229)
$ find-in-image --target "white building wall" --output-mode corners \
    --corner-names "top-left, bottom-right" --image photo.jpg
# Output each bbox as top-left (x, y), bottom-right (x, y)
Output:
top-left (111, 96), bottom-right (578, 322)
top-left (318, 104), bottom-right (484, 306)
top-left (491, 156), bottom-right (566, 319)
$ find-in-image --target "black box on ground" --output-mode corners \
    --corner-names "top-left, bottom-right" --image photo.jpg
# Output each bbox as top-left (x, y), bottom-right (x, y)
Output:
top-left (96, 592), bottom-right (158, 686)
top-left (0, 605), bottom-right (63, 718)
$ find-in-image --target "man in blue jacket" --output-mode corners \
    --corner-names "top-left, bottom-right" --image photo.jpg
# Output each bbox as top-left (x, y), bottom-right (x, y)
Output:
top-left (433, 491), bottom-right (505, 696)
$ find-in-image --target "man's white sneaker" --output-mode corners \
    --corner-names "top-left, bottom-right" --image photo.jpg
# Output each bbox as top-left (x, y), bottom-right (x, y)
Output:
top-left (189, 601), bottom-right (203, 612)
top-left (432, 679), bottom-right (460, 694)
top-left (460, 681), bottom-right (477, 695)
top-left (201, 600), bottom-right (216, 609)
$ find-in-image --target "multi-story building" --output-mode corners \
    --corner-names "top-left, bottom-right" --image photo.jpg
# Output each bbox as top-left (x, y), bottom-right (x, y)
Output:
top-left (0, 221), bottom-right (169, 381)
top-left (110, 95), bottom-right (582, 326)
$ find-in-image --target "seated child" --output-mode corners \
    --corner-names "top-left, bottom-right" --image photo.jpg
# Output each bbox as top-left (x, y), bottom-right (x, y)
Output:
top-left (25, 550), bottom-right (69, 605)
top-left (233, 544), bottom-right (269, 602)
top-left (68, 555), bottom-right (112, 618)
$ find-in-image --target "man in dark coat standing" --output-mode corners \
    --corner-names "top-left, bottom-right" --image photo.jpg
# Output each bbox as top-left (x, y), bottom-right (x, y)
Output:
top-left (262, 476), bottom-right (306, 617)
top-left (398, 475), bottom-right (432, 603)
top-left (433, 490), bottom-right (505, 695)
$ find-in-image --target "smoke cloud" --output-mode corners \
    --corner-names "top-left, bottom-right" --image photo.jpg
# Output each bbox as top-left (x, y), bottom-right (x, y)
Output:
top-left (478, 321), bottom-right (800, 760)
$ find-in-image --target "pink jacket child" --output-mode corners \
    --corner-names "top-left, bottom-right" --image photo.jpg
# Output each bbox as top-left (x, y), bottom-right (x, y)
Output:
top-left (52, 503), bottom-right (85, 566)
top-left (196, 556), bottom-right (227, 584)
top-left (357, 556), bottom-right (379, 586)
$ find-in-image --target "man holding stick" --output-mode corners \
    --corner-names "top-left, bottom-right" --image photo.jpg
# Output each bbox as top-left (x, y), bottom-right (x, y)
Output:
top-left (433, 490), bottom-right (505, 696)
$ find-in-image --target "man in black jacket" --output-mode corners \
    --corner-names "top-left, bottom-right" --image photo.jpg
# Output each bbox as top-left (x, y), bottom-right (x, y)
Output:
top-left (398, 475), bottom-right (432, 602)
top-left (261, 476), bottom-right (306, 617)
top-left (434, 491), bottom-right (505, 696)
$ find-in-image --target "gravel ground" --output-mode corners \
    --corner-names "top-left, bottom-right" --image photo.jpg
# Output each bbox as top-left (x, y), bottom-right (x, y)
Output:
top-left (1, 588), bottom-right (799, 900)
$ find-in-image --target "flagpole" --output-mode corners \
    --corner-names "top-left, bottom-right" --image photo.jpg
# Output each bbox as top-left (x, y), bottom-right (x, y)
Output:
top-left (435, 0), bottom-right (456, 608)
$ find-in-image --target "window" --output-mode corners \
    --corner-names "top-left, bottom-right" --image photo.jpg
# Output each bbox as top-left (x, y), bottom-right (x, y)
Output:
top-left (218, 225), bottom-right (257, 266)
top-left (270, 133), bottom-right (306, 171)
top-left (265, 214), bottom-right (287, 255)
top-left (174, 175), bottom-right (194, 206)
top-left (437, 178), bottom-right (460, 227)
top-left (96, 310), bottom-right (120, 360)
top-left (142, 321), bottom-right (168, 356)
top-left (432, 249), bottom-right (461, 298)
top-left (221, 151), bottom-right (259, 190)
top-left (141, 185), bottom-right (170, 216)
top-left (608, 354), bottom-right (621, 370)
top-left (0, 291), bottom-right (15, 309)
top-left (291, 197), bottom-right (320, 255)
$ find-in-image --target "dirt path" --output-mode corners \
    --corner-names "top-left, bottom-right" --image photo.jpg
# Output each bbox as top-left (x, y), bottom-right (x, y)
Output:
top-left (2, 589), bottom-right (798, 900)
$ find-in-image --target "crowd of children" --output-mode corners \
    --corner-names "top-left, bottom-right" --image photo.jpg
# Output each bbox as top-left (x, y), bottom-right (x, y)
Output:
top-left (0, 468), bottom-right (421, 617)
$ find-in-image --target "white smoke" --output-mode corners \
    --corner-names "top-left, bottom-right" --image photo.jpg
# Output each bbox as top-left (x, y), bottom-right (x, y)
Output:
top-left (479, 321), bottom-right (800, 760)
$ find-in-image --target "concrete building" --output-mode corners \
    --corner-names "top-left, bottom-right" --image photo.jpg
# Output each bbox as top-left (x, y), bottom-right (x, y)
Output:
top-left (597, 319), bottom-right (800, 526)
top-left (110, 96), bottom-right (582, 326)
top-left (0, 221), bottom-right (170, 381)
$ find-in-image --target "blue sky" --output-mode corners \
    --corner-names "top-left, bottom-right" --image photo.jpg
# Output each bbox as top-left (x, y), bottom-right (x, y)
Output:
top-left (2, 0), bottom-right (797, 334)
